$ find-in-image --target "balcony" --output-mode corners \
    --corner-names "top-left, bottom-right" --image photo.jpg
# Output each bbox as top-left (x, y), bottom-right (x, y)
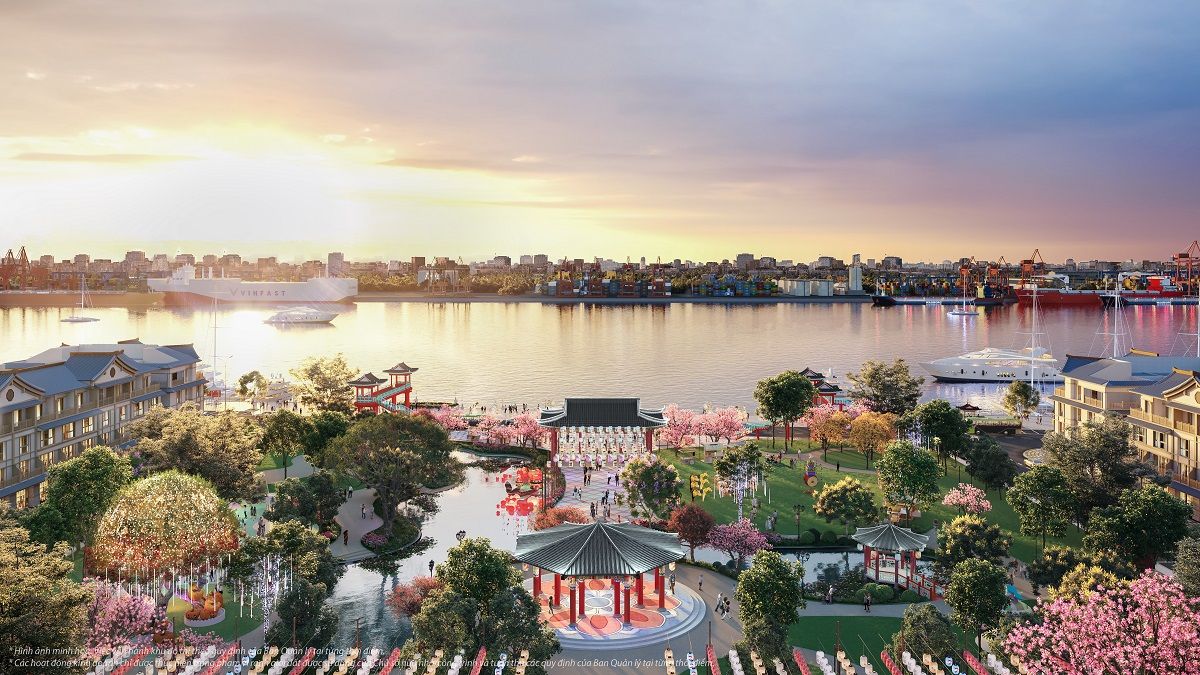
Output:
top-left (1172, 472), bottom-right (1200, 492)
top-left (1053, 386), bottom-right (1066, 399)
top-left (0, 417), bottom-right (36, 436)
top-left (0, 462), bottom-right (48, 491)
top-left (1175, 420), bottom-right (1198, 435)
top-left (1129, 409), bottom-right (1171, 428)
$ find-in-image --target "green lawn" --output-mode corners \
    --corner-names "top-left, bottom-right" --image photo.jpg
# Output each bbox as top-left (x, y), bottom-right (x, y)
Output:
top-left (790, 615), bottom-right (903, 671)
top-left (164, 588), bottom-right (263, 641)
top-left (256, 453), bottom-right (295, 472)
top-left (662, 449), bottom-right (1085, 563)
top-left (820, 448), bottom-right (874, 471)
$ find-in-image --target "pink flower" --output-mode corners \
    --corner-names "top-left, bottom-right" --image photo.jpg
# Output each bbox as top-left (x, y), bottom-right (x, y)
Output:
top-left (942, 483), bottom-right (992, 514)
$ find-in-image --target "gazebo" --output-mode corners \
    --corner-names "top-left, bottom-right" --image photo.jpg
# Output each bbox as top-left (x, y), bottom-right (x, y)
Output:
top-left (513, 521), bottom-right (684, 629)
top-left (537, 398), bottom-right (666, 463)
top-left (851, 522), bottom-right (941, 599)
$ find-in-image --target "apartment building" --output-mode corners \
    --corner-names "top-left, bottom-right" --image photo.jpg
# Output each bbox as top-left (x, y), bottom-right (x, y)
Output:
top-left (1050, 354), bottom-right (1200, 519)
top-left (0, 340), bottom-right (205, 509)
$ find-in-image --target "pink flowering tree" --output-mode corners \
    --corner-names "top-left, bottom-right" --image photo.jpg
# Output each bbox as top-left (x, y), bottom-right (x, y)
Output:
top-left (489, 423), bottom-right (516, 447)
top-left (428, 405), bottom-right (467, 431)
top-left (621, 457), bottom-right (683, 518)
top-left (697, 407), bottom-right (746, 445)
top-left (661, 404), bottom-right (698, 449)
top-left (84, 579), bottom-right (167, 659)
top-left (510, 412), bottom-right (548, 448)
top-left (942, 483), bottom-right (992, 514)
top-left (475, 414), bottom-right (500, 444)
top-left (1007, 572), bottom-right (1200, 674)
top-left (706, 518), bottom-right (772, 569)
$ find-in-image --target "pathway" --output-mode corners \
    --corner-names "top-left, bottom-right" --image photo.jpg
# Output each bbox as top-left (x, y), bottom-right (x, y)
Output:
top-left (328, 487), bottom-right (384, 563)
top-left (559, 464), bottom-right (632, 521)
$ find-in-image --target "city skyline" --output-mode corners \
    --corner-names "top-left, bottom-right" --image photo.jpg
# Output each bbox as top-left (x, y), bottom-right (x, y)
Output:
top-left (5, 2), bottom-right (1200, 262)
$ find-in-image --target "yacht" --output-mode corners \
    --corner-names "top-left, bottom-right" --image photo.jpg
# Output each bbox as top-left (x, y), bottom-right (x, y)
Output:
top-left (264, 307), bottom-right (338, 325)
top-left (919, 347), bottom-right (1062, 383)
top-left (61, 285), bottom-right (99, 323)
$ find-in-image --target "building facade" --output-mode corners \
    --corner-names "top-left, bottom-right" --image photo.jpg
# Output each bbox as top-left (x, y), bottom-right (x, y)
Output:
top-left (1051, 354), bottom-right (1200, 519)
top-left (0, 340), bottom-right (205, 509)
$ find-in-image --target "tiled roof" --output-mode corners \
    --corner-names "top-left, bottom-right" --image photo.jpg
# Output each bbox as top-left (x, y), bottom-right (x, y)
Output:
top-left (851, 523), bottom-right (929, 552)
top-left (63, 353), bottom-right (119, 382)
top-left (384, 362), bottom-right (418, 374)
top-left (537, 398), bottom-right (666, 428)
top-left (513, 522), bottom-right (684, 576)
top-left (0, 341), bottom-right (200, 397)
top-left (348, 373), bottom-right (386, 386)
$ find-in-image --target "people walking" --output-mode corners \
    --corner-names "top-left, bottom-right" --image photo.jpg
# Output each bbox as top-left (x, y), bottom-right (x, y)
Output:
top-left (429, 560), bottom-right (435, 575)
top-left (864, 593), bottom-right (872, 613)
top-left (697, 574), bottom-right (703, 592)
top-left (343, 529), bottom-right (349, 546)
top-left (361, 505), bottom-right (366, 519)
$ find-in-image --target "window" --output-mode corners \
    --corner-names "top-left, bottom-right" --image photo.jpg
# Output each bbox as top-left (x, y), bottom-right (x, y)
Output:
top-left (18, 459), bottom-right (29, 477)
top-left (35, 404), bottom-right (42, 420)
top-left (38, 481), bottom-right (47, 503)
top-left (134, 401), bottom-right (145, 416)
top-left (62, 423), bottom-right (75, 440)
top-left (55, 397), bottom-right (64, 413)
top-left (15, 490), bottom-right (26, 509)
top-left (118, 406), bottom-right (127, 422)
top-left (1153, 431), bottom-right (1168, 450)
top-left (102, 410), bottom-right (110, 427)
top-left (39, 452), bottom-right (54, 471)
top-left (0, 441), bottom-right (6, 461)
top-left (18, 435), bottom-right (29, 455)
top-left (40, 429), bottom-right (51, 448)
top-left (1181, 438), bottom-right (1191, 458)
top-left (82, 416), bottom-right (94, 433)
top-left (75, 392), bottom-right (84, 408)
top-left (81, 437), bottom-right (94, 451)
top-left (1134, 426), bottom-right (1146, 444)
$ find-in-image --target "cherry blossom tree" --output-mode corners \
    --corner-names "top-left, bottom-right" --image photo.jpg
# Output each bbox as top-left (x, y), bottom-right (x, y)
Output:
top-left (942, 483), bottom-right (992, 514)
top-left (428, 405), bottom-right (468, 431)
top-left (489, 423), bottom-right (516, 447)
top-left (84, 579), bottom-right (167, 659)
top-left (510, 412), bottom-right (547, 448)
top-left (803, 404), bottom-right (852, 457)
top-left (706, 518), bottom-right (772, 569)
top-left (1007, 572), bottom-right (1200, 675)
top-left (475, 414), bottom-right (500, 444)
top-left (697, 407), bottom-right (746, 445)
top-left (385, 576), bottom-right (443, 618)
top-left (661, 404), bottom-right (698, 449)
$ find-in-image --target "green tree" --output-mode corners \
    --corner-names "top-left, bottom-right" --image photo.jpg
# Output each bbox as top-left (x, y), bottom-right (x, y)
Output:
top-left (981, 614), bottom-right (1032, 670)
top-left (1045, 415), bottom-right (1153, 525)
top-left (714, 441), bottom-right (772, 520)
top-left (1172, 537), bottom-right (1200, 597)
top-left (0, 520), bottom-right (90, 672)
top-left (667, 503), bottom-right (716, 561)
top-left (265, 577), bottom-right (339, 649)
top-left (1049, 563), bottom-right (1124, 600)
top-left (734, 550), bottom-right (804, 664)
top-left (620, 457), bottom-right (683, 518)
top-left (325, 412), bottom-right (460, 533)
top-left (935, 514), bottom-right (1013, 581)
top-left (963, 436), bottom-right (1018, 492)
top-left (888, 603), bottom-right (957, 662)
top-left (753, 370), bottom-right (817, 448)
top-left (813, 477), bottom-right (879, 534)
top-left (874, 441), bottom-right (941, 525)
top-left (262, 409), bottom-right (313, 479)
top-left (236, 370), bottom-right (269, 398)
top-left (436, 537), bottom-right (521, 611)
top-left (289, 353), bottom-right (357, 414)
top-left (265, 478), bottom-right (314, 525)
top-left (900, 399), bottom-right (971, 467)
top-left (846, 358), bottom-right (925, 415)
top-left (45, 446), bottom-right (133, 545)
top-left (1007, 466), bottom-right (1074, 553)
top-left (303, 410), bottom-right (351, 469)
top-left (15, 501), bottom-right (70, 549)
top-left (1084, 485), bottom-right (1191, 571)
top-left (409, 588), bottom-right (475, 653)
top-left (129, 403), bottom-right (263, 500)
top-left (1001, 380), bottom-right (1041, 421)
top-left (231, 520), bottom-right (344, 594)
top-left (1027, 546), bottom-right (1134, 593)
top-left (308, 469), bottom-right (347, 527)
top-left (484, 586), bottom-right (561, 668)
top-left (945, 558), bottom-right (1008, 648)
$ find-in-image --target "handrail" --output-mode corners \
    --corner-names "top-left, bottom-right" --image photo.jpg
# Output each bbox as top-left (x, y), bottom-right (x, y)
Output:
top-left (1129, 409), bottom-right (1171, 427)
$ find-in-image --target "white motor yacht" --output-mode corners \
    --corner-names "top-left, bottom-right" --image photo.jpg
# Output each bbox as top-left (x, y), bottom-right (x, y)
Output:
top-left (919, 347), bottom-right (1062, 383)
top-left (263, 307), bottom-right (338, 325)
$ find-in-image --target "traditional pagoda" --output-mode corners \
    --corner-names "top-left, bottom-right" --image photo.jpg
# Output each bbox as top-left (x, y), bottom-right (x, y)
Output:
top-left (349, 362), bottom-right (418, 413)
top-left (851, 522), bottom-right (943, 600)
top-left (514, 521), bottom-right (684, 629)
top-left (537, 397), bottom-right (666, 461)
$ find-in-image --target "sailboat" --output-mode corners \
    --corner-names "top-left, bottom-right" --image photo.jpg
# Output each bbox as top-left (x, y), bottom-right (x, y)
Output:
top-left (947, 273), bottom-right (977, 317)
top-left (61, 282), bottom-right (99, 323)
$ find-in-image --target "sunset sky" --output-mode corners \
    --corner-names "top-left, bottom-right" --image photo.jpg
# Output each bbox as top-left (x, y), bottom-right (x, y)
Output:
top-left (3, 1), bottom-right (1200, 264)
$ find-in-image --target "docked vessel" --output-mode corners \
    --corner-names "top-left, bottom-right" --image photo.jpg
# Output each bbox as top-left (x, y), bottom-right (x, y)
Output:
top-left (264, 307), bottom-right (338, 325)
top-left (919, 347), bottom-right (1062, 383)
top-left (148, 265), bottom-right (357, 305)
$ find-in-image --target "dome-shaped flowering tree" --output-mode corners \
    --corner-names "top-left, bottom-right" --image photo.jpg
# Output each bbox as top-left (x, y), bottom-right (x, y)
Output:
top-left (90, 471), bottom-right (240, 578)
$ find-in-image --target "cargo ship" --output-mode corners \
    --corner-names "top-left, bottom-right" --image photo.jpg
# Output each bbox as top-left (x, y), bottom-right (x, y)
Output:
top-left (147, 266), bottom-right (357, 305)
top-left (1015, 275), bottom-right (1188, 307)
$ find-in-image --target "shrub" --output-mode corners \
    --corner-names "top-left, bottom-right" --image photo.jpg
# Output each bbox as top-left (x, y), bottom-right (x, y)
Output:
top-left (833, 569), bottom-right (870, 600)
top-left (837, 536), bottom-right (855, 547)
top-left (900, 589), bottom-right (922, 603)
top-left (820, 530), bottom-right (839, 545)
top-left (808, 527), bottom-right (823, 540)
top-left (798, 531), bottom-right (817, 545)
top-left (871, 584), bottom-right (895, 602)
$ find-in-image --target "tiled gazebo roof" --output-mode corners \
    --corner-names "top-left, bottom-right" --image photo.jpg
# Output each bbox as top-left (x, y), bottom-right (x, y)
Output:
top-left (513, 521), bottom-right (684, 576)
top-left (537, 398), bottom-right (666, 429)
top-left (851, 522), bottom-right (929, 552)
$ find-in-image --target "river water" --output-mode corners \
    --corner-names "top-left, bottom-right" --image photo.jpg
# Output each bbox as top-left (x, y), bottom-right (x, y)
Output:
top-left (5, 301), bottom-right (1198, 414)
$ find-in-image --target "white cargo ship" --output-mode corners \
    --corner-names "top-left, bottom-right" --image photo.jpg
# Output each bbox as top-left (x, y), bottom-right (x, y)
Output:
top-left (148, 266), bottom-right (357, 305)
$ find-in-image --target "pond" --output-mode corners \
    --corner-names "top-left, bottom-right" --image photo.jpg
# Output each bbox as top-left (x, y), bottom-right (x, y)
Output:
top-left (326, 452), bottom-right (538, 649)
top-left (694, 547), bottom-right (931, 588)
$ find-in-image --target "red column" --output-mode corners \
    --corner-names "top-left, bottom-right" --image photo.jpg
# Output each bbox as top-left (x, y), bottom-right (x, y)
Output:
top-left (579, 579), bottom-right (587, 618)
top-left (658, 573), bottom-right (665, 609)
top-left (569, 583), bottom-right (576, 627)
top-left (534, 568), bottom-right (542, 597)
top-left (864, 547), bottom-right (871, 574)
top-left (554, 573), bottom-right (561, 607)
top-left (550, 433), bottom-right (559, 461)
top-left (623, 584), bottom-right (632, 625)
top-left (613, 580), bottom-right (622, 617)
top-left (644, 429), bottom-right (653, 454)
top-left (637, 574), bottom-right (645, 607)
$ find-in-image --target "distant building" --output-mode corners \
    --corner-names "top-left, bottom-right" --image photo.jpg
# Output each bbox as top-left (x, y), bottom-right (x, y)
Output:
top-left (151, 254), bottom-right (170, 272)
top-left (493, 255), bottom-right (511, 268)
top-left (175, 254), bottom-right (195, 266)
top-left (520, 254), bottom-right (533, 266)
top-left (124, 251), bottom-right (146, 265)
top-left (866, 259), bottom-right (875, 268)
top-left (534, 254), bottom-right (549, 267)
top-left (852, 253), bottom-right (861, 266)
top-left (73, 254), bottom-right (90, 266)
top-left (38, 255), bottom-right (54, 267)
top-left (201, 255), bottom-right (218, 266)
top-left (882, 256), bottom-right (903, 270)
top-left (219, 254), bottom-right (241, 267)
top-left (328, 252), bottom-right (345, 277)
top-left (735, 253), bottom-right (755, 270)
top-left (0, 340), bottom-right (204, 508)
top-left (816, 256), bottom-right (835, 269)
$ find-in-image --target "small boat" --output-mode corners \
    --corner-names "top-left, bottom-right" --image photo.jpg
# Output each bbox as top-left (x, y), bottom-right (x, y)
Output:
top-left (263, 307), bottom-right (338, 325)
top-left (61, 284), bottom-right (99, 323)
top-left (947, 308), bottom-right (977, 317)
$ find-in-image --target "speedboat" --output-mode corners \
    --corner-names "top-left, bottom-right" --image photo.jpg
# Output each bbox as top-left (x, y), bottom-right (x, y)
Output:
top-left (263, 307), bottom-right (338, 325)
top-left (919, 347), bottom-right (1062, 383)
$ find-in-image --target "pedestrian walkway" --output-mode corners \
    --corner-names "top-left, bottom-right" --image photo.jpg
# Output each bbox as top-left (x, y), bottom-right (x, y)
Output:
top-left (258, 454), bottom-right (315, 485)
top-left (328, 487), bottom-right (384, 562)
top-left (560, 465), bottom-right (632, 521)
